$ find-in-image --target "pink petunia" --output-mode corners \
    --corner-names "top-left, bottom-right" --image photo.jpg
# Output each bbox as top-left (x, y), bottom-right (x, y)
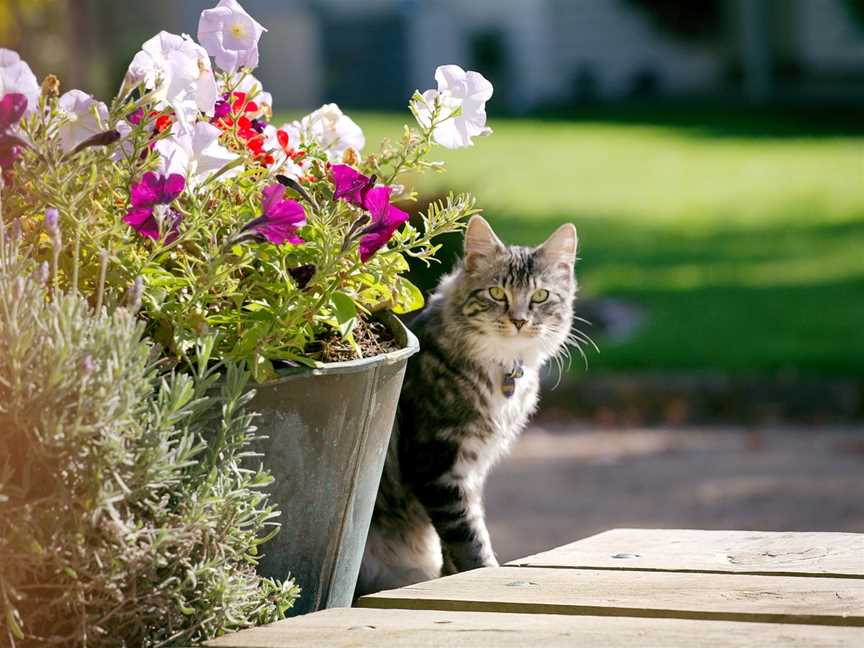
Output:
top-left (331, 163), bottom-right (375, 207)
top-left (357, 186), bottom-right (409, 262)
top-left (0, 93), bottom-right (26, 132)
top-left (124, 172), bottom-right (185, 242)
top-left (244, 183), bottom-right (306, 245)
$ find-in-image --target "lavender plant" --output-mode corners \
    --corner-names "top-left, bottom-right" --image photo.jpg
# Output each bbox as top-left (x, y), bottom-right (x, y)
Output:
top-left (0, 0), bottom-right (493, 381)
top-left (0, 231), bottom-right (299, 647)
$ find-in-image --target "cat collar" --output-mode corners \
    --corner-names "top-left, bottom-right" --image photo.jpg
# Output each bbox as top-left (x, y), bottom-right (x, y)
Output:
top-left (501, 361), bottom-right (524, 398)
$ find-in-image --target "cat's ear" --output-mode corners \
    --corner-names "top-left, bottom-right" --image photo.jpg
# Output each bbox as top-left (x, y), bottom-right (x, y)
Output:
top-left (464, 215), bottom-right (505, 272)
top-left (538, 223), bottom-right (578, 270)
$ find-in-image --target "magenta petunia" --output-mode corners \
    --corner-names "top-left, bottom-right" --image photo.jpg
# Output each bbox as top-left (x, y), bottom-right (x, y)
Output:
top-left (130, 171), bottom-right (185, 207)
top-left (0, 93), bottom-right (27, 177)
top-left (124, 206), bottom-right (162, 240)
top-left (246, 183), bottom-right (306, 245)
top-left (124, 172), bottom-right (185, 241)
top-left (0, 93), bottom-right (26, 132)
top-left (127, 107), bottom-right (145, 125)
top-left (357, 186), bottom-right (409, 262)
top-left (331, 164), bottom-right (375, 207)
top-left (213, 95), bottom-right (231, 120)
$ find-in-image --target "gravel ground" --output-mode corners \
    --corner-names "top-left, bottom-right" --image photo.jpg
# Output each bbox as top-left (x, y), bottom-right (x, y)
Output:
top-left (485, 420), bottom-right (864, 562)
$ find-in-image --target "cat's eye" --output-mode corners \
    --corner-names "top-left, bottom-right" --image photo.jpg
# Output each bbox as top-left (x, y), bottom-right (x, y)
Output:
top-left (488, 286), bottom-right (507, 301)
top-left (531, 289), bottom-right (550, 303)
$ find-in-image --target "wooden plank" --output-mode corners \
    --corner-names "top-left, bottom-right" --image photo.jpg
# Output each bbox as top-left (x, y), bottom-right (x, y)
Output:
top-left (357, 566), bottom-right (864, 626)
top-left (206, 607), bottom-right (864, 647)
top-left (507, 529), bottom-right (864, 578)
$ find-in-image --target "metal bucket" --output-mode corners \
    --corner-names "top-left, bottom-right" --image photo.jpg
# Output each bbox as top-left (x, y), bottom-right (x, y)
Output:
top-left (247, 312), bottom-right (418, 616)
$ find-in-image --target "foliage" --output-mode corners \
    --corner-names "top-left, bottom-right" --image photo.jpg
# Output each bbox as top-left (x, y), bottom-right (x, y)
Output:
top-left (0, 233), bottom-right (299, 647)
top-left (2, 25), bottom-right (485, 381)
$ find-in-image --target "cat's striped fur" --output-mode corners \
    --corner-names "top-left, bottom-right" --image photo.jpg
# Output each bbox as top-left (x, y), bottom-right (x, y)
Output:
top-left (356, 216), bottom-right (578, 596)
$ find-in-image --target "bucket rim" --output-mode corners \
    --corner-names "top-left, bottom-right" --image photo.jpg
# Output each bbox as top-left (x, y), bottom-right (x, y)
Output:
top-left (259, 311), bottom-right (419, 384)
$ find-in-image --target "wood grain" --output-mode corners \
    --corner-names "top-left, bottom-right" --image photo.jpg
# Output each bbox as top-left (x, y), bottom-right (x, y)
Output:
top-left (357, 566), bottom-right (864, 626)
top-left (206, 607), bottom-right (864, 647)
top-left (507, 529), bottom-right (864, 578)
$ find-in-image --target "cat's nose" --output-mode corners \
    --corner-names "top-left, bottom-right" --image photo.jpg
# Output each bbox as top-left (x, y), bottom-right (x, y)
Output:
top-left (510, 318), bottom-right (527, 331)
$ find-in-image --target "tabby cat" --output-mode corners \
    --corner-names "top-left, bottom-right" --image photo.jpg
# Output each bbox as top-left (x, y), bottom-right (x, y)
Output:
top-left (356, 215), bottom-right (579, 596)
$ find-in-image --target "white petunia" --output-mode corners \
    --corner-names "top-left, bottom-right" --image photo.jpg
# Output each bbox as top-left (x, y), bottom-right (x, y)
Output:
top-left (414, 64), bottom-right (493, 149)
top-left (285, 103), bottom-right (364, 162)
top-left (124, 31), bottom-right (218, 117)
top-left (154, 121), bottom-right (241, 186)
top-left (0, 48), bottom-right (40, 114)
top-left (57, 90), bottom-right (109, 152)
top-left (197, 0), bottom-right (266, 73)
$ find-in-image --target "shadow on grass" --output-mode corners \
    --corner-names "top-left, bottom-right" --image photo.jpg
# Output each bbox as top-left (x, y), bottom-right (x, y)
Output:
top-left (405, 208), bottom-right (864, 378)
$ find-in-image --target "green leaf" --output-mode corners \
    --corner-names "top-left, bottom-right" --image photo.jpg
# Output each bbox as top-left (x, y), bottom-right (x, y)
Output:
top-left (392, 277), bottom-right (424, 314)
top-left (6, 608), bottom-right (24, 640)
top-left (252, 354), bottom-right (277, 383)
top-left (330, 291), bottom-right (357, 337)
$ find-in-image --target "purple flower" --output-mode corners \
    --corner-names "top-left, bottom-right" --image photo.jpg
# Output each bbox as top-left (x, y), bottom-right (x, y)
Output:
top-left (0, 93), bottom-right (26, 132)
top-left (358, 186), bottom-right (409, 262)
top-left (331, 164), bottom-right (375, 207)
top-left (44, 208), bottom-right (59, 234)
top-left (331, 164), bottom-right (407, 261)
top-left (128, 107), bottom-right (145, 125)
top-left (0, 93), bottom-right (27, 177)
top-left (123, 172), bottom-right (185, 241)
top-left (244, 183), bottom-right (306, 245)
top-left (213, 95), bottom-right (231, 120)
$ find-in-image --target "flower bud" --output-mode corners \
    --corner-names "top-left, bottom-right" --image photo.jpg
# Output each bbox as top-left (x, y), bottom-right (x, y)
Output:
top-left (41, 74), bottom-right (61, 99)
top-left (80, 354), bottom-right (96, 378)
top-left (44, 208), bottom-right (60, 235)
top-left (341, 147), bottom-right (359, 166)
top-left (126, 276), bottom-right (143, 312)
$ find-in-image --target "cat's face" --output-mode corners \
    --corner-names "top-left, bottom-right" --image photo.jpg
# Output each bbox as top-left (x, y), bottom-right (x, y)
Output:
top-left (441, 216), bottom-right (577, 365)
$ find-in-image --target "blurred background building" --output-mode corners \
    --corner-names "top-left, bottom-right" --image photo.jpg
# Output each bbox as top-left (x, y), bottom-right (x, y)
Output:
top-left (5, 0), bottom-right (864, 110)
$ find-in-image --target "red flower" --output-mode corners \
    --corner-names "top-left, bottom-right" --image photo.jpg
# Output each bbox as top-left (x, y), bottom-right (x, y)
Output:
top-left (154, 112), bottom-right (173, 133)
top-left (276, 129), bottom-right (306, 162)
top-left (231, 92), bottom-right (259, 116)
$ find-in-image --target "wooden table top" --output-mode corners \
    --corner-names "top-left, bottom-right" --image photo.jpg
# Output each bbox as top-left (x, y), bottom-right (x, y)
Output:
top-left (208, 529), bottom-right (864, 647)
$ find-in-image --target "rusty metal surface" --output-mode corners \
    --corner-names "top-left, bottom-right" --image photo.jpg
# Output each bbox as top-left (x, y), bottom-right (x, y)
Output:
top-left (247, 313), bottom-right (418, 616)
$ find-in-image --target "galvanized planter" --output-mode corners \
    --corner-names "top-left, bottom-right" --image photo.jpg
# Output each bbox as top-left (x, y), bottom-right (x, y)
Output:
top-left (247, 312), bottom-right (418, 616)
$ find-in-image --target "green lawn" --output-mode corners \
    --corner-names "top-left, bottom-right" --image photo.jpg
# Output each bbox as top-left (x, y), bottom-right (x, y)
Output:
top-left (280, 108), bottom-right (864, 377)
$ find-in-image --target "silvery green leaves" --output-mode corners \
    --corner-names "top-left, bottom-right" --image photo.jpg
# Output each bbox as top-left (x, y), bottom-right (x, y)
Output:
top-left (0, 242), bottom-right (299, 646)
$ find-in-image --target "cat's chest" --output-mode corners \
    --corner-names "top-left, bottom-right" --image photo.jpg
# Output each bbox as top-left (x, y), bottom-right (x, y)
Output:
top-left (485, 366), bottom-right (539, 435)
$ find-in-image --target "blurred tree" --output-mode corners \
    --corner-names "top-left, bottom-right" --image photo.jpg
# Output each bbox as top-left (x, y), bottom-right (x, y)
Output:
top-left (624, 0), bottom-right (724, 41)
top-left (844, 0), bottom-right (864, 29)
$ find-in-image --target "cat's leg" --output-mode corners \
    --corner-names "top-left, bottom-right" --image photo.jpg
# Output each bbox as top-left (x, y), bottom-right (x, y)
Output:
top-left (357, 520), bottom-right (443, 596)
top-left (415, 475), bottom-right (498, 572)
